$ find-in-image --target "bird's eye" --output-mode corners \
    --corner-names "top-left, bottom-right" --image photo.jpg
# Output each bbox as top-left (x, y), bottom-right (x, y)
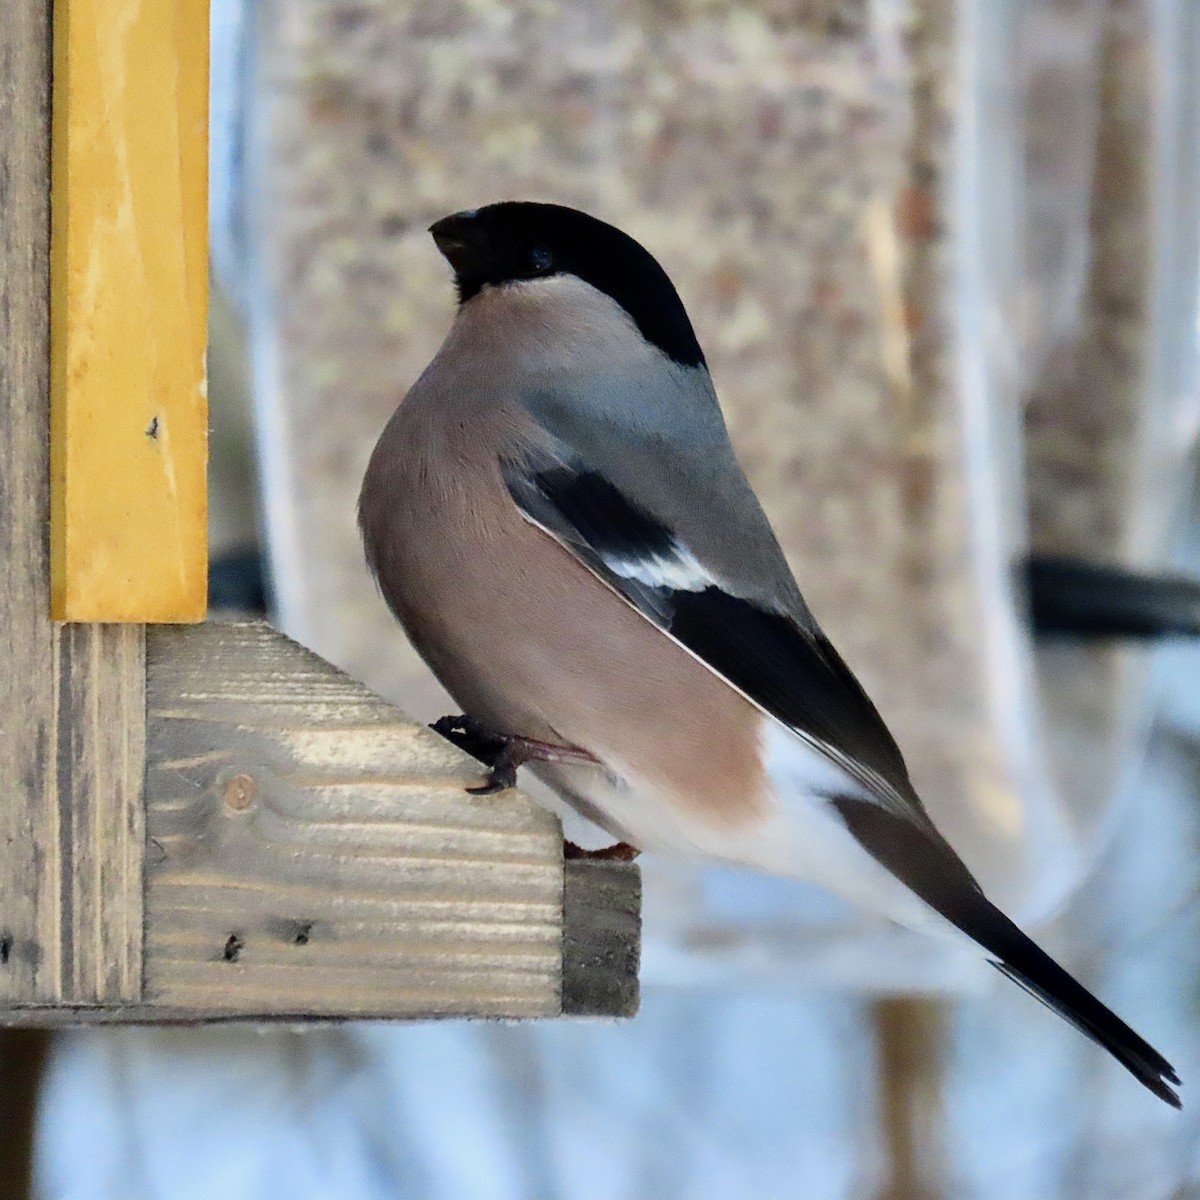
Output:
top-left (527, 243), bottom-right (553, 273)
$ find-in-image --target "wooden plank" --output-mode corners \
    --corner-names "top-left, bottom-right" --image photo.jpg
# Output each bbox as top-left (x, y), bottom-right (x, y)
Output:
top-left (0, 0), bottom-right (55, 1007)
top-left (562, 860), bottom-right (641, 1017)
top-left (51, 624), bottom-right (145, 1003)
top-left (0, 839), bottom-right (644, 1023)
top-left (0, 0), bottom-right (148, 1008)
top-left (49, 0), bottom-right (209, 622)
top-left (142, 622), bottom-right (571, 1019)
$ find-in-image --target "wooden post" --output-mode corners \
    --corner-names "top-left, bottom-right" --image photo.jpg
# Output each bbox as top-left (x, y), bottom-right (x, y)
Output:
top-left (0, 0), bottom-right (639, 1026)
top-left (1, 0), bottom-right (146, 1011)
top-left (874, 998), bottom-right (945, 1200)
top-left (49, 0), bottom-right (209, 623)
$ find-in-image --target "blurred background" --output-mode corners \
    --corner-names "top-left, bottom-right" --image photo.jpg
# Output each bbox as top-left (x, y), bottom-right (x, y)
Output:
top-left (12, 0), bottom-right (1200, 1195)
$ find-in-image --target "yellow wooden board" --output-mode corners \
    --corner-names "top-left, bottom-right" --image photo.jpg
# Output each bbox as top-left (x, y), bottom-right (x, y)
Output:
top-left (50, 0), bottom-right (209, 622)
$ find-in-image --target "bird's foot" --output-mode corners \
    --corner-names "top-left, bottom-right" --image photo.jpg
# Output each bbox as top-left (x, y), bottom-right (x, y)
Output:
top-left (430, 715), bottom-right (599, 795)
top-left (563, 840), bottom-right (641, 862)
top-left (430, 714), bottom-right (509, 766)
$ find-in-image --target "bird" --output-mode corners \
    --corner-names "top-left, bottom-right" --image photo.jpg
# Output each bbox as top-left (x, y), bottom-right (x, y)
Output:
top-left (358, 200), bottom-right (1180, 1107)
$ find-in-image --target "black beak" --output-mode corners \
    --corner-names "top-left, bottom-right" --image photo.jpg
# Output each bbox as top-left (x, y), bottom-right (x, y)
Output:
top-left (429, 211), bottom-right (480, 272)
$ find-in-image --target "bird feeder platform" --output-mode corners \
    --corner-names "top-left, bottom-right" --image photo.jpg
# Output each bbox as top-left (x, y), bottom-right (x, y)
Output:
top-left (0, 0), bottom-right (639, 1026)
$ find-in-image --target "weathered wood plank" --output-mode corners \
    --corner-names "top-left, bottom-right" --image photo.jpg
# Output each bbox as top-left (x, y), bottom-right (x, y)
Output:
top-left (1, 0), bottom-right (148, 1009)
top-left (562, 860), bottom-right (641, 1018)
top-left (0, 0), bottom-right (55, 1007)
top-left (51, 623), bottom-right (145, 1003)
top-left (49, 0), bottom-right (209, 622)
top-left (143, 622), bottom-right (574, 1019)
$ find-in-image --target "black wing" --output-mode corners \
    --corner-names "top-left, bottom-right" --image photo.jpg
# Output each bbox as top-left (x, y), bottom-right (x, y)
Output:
top-left (502, 455), bottom-right (924, 817)
top-left (506, 454), bottom-right (1184, 1106)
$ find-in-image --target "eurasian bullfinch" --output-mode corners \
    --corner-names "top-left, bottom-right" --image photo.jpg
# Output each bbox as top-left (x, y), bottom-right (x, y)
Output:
top-left (359, 201), bottom-right (1179, 1106)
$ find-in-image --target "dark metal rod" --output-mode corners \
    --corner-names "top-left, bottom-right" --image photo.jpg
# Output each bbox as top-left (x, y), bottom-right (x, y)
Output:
top-left (1026, 556), bottom-right (1200, 640)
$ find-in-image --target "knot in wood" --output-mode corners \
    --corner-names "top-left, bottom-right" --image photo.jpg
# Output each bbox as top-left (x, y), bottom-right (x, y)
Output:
top-left (223, 773), bottom-right (257, 812)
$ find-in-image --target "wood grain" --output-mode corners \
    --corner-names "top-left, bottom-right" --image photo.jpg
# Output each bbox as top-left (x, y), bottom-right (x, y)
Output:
top-left (562, 860), bottom-right (641, 1017)
top-left (0, 0), bottom-right (55, 1007)
top-left (49, 0), bottom-right (209, 622)
top-left (143, 622), bottom-right (568, 1019)
top-left (50, 624), bottom-right (145, 1003)
top-left (0, 0), bottom-right (147, 1008)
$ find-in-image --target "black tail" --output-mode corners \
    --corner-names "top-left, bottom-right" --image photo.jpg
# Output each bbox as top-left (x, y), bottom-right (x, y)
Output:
top-left (832, 797), bottom-right (1181, 1107)
top-left (977, 903), bottom-right (1180, 1108)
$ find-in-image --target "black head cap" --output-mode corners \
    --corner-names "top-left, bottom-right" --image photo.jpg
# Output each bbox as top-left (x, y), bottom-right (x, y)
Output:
top-left (428, 202), bottom-right (705, 368)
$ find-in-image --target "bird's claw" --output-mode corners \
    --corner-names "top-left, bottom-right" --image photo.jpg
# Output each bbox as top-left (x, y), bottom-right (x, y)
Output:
top-left (466, 751), bottom-right (519, 795)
